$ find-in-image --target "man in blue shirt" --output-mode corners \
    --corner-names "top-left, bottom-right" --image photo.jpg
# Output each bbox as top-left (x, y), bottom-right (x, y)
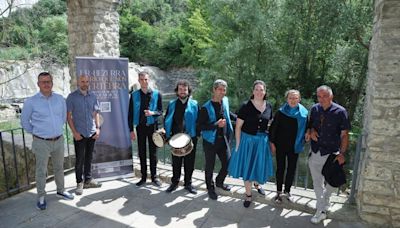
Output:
top-left (308, 85), bottom-right (351, 224)
top-left (21, 72), bottom-right (74, 210)
top-left (66, 75), bottom-right (102, 196)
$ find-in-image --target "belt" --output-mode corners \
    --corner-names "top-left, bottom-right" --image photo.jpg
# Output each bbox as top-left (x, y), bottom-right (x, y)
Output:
top-left (33, 135), bottom-right (62, 141)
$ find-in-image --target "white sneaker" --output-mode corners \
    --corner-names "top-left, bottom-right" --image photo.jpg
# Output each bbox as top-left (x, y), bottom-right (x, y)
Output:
top-left (310, 211), bottom-right (327, 224)
top-left (324, 198), bottom-right (331, 211)
top-left (324, 203), bottom-right (331, 212)
top-left (76, 182), bottom-right (83, 195)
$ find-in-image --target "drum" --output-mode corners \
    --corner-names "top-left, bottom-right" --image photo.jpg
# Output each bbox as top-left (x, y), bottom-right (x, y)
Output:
top-left (152, 129), bottom-right (167, 148)
top-left (169, 133), bottom-right (193, 157)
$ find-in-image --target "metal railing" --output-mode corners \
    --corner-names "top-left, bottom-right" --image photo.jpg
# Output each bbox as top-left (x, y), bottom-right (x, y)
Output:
top-left (132, 132), bottom-right (362, 201)
top-left (0, 128), bottom-right (30, 198)
top-left (0, 123), bottom-right (74, 199)
top-left (1, 122), bottom-right (361, 203)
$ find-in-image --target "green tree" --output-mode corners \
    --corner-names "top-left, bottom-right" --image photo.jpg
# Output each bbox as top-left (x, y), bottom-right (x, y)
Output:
top-left (181, 8), bottom-right (214, 66)
top-left (119, 10), bottom-right (158, 65)
top-left (39, 15), bottom-right (68, 64)
top-left (191, 0), bottom-right (372, 119)
top-left (0, 0), bottom-right (67, 62)
top-left (119, 0), bottom-right (191, 68)
top-left (194, 0), bottom-right (281, 107)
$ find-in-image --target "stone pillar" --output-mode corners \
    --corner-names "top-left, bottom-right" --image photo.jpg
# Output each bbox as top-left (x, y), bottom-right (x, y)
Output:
top-left (67, 0), bottom-right (120, 88)
top-left (357, 0), bottom-right (400, 227)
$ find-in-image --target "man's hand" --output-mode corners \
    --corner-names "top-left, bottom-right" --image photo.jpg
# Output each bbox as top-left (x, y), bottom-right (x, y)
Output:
top-left (310, 129), bottom-right (319, 142)
top-left (216, 118), bottom-right (226, 128)
top-left (130, 131), bottom-right (136, 141)
top-left (144, 110), bottom-right (154, 117)
top-left (305, 131), bottom-right (311, 142)
top-left (92, 128), bottom-right (100, 140)
top-left (73, 132), bottom-right (83, 141)
top-left (270, 143), bottom-right (276, 156)
top-left (335, 153), bottom-right (345, 165)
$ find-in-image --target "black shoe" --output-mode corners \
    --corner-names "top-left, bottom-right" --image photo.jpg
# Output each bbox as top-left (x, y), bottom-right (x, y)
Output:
top-left (243, 194), bottom-right (252, 208)
top-left (136, 179), bottom-right (146, 186)
top-left (208, 190), bottom-right (218, 200)
top-left (216, 184), bottom-right (232, 191)
top-left (274, 192), bottom-right (283, 204)
top-left (184, 185), bottom-right (197, 194)
top-left (166, 183), bottom-right (178, 193)
top-left (254, 183), bottom-right (265, 196)
top-left (284, 191), bottom-right (294, 202)
top-left (152, 178), bottom-right (161, 187)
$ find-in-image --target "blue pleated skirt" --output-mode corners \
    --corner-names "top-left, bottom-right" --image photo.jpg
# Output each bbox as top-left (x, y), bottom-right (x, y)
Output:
top-left (228, 132), bottom-right (274, 184)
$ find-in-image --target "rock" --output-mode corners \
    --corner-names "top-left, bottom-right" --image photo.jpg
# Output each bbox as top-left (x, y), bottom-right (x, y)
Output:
top-left (0, 60), bottom-right (198, 101)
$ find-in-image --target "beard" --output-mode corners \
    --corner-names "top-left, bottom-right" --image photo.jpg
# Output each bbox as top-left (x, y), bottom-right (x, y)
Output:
top-left (178, 94), bottom-right (188, 99)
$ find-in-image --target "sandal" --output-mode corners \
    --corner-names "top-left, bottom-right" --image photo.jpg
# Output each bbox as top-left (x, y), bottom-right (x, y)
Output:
top-left (243, 194), bottom-right (252, 208)
top-left (254, 183), bottom-right (266, 196)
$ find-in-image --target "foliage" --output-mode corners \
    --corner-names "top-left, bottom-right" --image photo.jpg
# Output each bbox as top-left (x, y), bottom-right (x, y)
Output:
top-left (39, 15), bottom-right (68, 64)
top-left (0, 46), bottom-right (31, 60)
top-left (0, 0), bottom-right (67, 64)
top-left (191, 0), bottom-right (372, 120)
top-left (119, 0), bottom-right (190, 68)
top-left (1, 0), bottom-right (373, 131)
top-left (181, 8), bottom-right (214, 66)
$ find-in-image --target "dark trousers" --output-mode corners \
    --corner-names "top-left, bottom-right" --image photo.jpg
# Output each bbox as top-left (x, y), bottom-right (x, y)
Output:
top-left (275, 149), bottom-right (299, 193)
top-left (203, 138), bottom-right (229, 190)
top-left (74, 136), bottom-right (96, 183)
top-left (136, 124), bottom-right (157, 180)
top-left (171, 137), bottom-right (197, 186)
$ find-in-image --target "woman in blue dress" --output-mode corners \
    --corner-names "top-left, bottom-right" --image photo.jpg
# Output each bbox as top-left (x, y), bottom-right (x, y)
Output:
top-left (228, 80), bottom-right (274, 208)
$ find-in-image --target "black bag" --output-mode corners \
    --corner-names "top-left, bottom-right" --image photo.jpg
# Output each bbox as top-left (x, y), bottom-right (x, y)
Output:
top-left (322, 154), bottom-right (346, 188)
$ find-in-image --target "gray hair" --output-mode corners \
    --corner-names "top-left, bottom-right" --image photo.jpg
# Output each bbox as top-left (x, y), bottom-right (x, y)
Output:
top-left (317, 85), bottom-right (333, 96)
top-left (138, 71), bottom-right (150, 78)
top-left (213, 79), bottom-right (228, 89)
top-left (285, 89), bottom-right (301, 98)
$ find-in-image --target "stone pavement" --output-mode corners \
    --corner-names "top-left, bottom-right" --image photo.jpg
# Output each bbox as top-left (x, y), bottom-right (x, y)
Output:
top-left (0, 160), bottom-right (370, 228)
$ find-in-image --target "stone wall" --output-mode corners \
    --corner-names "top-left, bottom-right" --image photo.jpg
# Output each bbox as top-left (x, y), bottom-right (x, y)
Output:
top-left (357, 0), bottom-right (400, 227)
top-left (166, 68), bottom-right (199, 94)
top-left (0, 60), bottom-right (196, 103)
top-left (0, 60), bottom-right (71, 100)
top-left (67, 0), bottom-right (120, 87)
